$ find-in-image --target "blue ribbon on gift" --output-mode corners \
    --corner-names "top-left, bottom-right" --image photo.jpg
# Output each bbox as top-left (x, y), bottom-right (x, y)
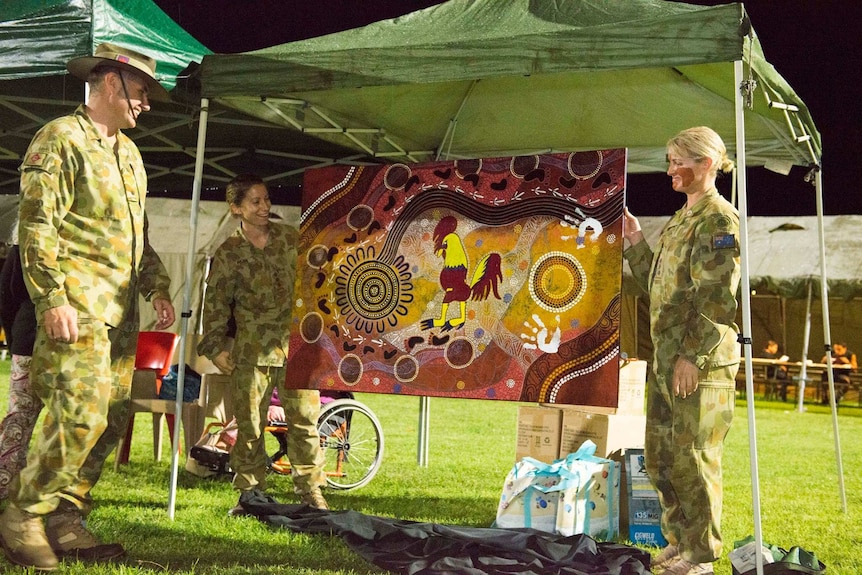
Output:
top-left (508, 440), bottom-right (617, 536)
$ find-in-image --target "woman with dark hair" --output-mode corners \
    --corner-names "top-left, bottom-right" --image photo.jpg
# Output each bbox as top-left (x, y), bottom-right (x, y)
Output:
top-left (197, 174), bottom-right (328, 515)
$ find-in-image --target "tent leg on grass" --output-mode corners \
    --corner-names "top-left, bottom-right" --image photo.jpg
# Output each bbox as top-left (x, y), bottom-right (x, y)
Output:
top-left (814, 168), bottom-right (848, 513)
top-left (734, 58), bottom-right (767, 575)
top-left (168, 97), bottom-right (211, 520)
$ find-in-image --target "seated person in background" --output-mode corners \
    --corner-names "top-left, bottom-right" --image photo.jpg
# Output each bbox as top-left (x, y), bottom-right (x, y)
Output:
top-left (820, 342), bottom-right (857, 404)
top-left (760, 340), bottom-right (789, 401)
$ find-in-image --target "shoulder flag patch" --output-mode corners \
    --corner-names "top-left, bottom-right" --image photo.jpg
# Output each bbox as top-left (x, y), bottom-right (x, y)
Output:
top-left (713, 233), bottom-right (736, 249)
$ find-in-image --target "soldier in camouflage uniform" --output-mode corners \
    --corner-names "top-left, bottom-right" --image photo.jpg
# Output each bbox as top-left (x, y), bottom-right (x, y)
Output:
top-left (197, 174), bottom-right (327, 515)
top-left (623, 127), bottom-right (740, 575)
top-left (0, 44), bottom-right (175, 571)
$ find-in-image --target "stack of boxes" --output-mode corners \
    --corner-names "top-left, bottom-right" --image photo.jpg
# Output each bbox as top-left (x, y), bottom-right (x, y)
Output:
top-left (514, 358), bottom-right (666, 545)
top-left (515, 359), bottom-right (648, 463)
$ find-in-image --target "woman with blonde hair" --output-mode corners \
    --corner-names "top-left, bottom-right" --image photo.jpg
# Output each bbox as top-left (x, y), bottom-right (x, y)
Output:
top-left (623, 126), bottom-right (740, 575)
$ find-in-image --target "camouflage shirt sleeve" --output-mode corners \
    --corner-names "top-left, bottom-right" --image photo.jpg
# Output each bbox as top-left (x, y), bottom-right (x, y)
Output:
top-left (623, 239), bottom-right (654, 295)
top-left (137, 212), bottom-right (172, 302)
top-left (17, 124), bottom-right (74, 316)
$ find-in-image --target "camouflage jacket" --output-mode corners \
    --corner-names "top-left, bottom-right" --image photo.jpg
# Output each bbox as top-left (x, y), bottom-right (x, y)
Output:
top-left (197, 223), bottom-right (298, 367)
top-left (17, 106), bottom-right (171, 328)
top-left (625, 189), bottom-right (740, 376)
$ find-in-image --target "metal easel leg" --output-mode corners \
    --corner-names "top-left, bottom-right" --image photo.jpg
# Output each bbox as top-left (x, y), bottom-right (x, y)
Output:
top-left (417, 396), bottom-right (430, 467)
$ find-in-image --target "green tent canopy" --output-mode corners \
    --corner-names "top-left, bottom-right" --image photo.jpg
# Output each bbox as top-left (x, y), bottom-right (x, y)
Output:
top-left (0, 0), bottom-right (208, 88)
top-left (199, 0), bottom-right (820, 172)
top-left (0, 0), bottom-right (365, 197)
top-left (0, 0), bottom-right (219, 195)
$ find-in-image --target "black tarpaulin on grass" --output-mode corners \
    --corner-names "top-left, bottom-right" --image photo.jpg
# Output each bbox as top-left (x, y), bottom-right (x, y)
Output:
top-left (241, 496), bottom-right (652, 575)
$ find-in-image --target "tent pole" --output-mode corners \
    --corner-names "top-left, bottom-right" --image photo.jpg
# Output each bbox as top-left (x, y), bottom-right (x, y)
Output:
top-left (168, 97), bottom-right (211, 519)
top-left (436, 80), bottom-right (478, 161)
top-left (814, 169), bottom-right (848, 512)
top-left (797, 282), bottom-right (812, 413)
top-left (734, 60), bottom-right (765, 575)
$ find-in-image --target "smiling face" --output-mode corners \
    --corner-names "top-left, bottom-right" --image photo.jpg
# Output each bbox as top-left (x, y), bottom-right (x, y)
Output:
top-left (666, 151), bottom-right (712, 195)
top-left (230, 183), bottom-right (272, 227)
top-left (106, 70), bottom-right (151, 129)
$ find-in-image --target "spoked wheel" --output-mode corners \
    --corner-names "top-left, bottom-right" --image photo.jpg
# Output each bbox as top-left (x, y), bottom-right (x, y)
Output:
top-left (316, 398), bottom-right (384, 490)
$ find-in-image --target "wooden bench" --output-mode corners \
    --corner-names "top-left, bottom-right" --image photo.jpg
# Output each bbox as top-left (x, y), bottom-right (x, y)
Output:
top-left (739, 359), bottom-right (860, 405)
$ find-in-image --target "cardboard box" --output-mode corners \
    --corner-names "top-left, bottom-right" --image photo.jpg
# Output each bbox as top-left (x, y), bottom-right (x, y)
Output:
top-left (623, 448), bottom-right (654, 496)
top-left (617, 359), bottom-right (647, 415)
top-left (623, 448), bottom-right (668, 547)
top-left (558, 410), bottom-right (645, 459)
top-left (516, 405), bottom-right (562, 462)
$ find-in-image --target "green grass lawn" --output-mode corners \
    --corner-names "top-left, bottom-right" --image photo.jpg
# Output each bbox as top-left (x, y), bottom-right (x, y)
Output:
top-left (0, 358), bottom-right (858, 574)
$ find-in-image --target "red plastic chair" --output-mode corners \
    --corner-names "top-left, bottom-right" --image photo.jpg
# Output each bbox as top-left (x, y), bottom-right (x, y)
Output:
top-left (115, 331), bottom-right (180, 467)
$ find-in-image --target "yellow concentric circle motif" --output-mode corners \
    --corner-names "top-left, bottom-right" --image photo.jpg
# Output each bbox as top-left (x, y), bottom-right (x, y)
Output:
top-left (528, 251), bottom-right (586, 313)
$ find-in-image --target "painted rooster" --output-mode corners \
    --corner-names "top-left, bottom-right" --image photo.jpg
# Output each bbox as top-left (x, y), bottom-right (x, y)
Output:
top-left (421, 216), bottom-right (503, 331)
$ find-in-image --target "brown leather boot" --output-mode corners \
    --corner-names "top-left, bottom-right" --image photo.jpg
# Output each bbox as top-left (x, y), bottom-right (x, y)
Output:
top-left (44, 504), bottom-right (125, 562)
top-left (299, 488), bottom-right (329, 510)
top-left (0, 504), bottom-right (59, 571)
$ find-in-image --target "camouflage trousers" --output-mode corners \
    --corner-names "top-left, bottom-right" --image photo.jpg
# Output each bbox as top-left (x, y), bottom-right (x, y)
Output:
top-left (0, 354), bottom-right (43, 500)
top-left (230, 364), bottom-right (325, 494)
top-left (11, 320), bottom-right (137, 516)
top-left (644, 363), bottom-right (736, 563)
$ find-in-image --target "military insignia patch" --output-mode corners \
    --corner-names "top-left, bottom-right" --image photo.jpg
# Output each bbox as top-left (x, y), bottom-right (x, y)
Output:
top-left (27, 153), bottom-right (42, 164)
top-left (713, 233), bottom-right (736, 249)
top-left (714, 214), bottom-right (732, 229)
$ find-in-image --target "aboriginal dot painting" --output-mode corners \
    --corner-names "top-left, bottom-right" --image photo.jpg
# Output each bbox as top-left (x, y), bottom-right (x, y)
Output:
top-left (287, 150), bottom-right (627, 406)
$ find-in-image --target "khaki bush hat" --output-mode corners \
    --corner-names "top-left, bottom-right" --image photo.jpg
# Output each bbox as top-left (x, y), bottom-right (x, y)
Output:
top-left (67, 42), bottom-right (170, 102)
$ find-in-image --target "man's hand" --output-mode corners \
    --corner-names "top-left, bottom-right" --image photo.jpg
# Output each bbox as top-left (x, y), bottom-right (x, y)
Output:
top-left (44, 304), bottom-right (79, 343)
top-left (672, 356), bottom-right (700, 398)
top-left (153, 298), bottom-right (175, 330)
top-left (213, 350), bottom-right (236, 375)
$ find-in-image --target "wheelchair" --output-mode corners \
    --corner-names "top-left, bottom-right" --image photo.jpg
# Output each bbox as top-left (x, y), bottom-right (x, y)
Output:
top-left (191, 391), bottom-right (384, 490)
top-left (266, 391), bottom-right (384, 490)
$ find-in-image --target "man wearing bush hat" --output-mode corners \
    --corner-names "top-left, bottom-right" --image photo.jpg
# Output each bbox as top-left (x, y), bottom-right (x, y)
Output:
top-left (0, 43), bottom-right (175, 570)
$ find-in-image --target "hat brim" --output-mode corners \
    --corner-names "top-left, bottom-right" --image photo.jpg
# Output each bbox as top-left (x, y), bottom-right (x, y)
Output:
top-left (67, 56), bottom-right (171, 102)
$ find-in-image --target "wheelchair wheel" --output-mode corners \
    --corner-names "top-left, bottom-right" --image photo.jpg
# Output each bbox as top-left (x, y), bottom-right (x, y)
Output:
top-left (316, 398), bottom-right (384, 490)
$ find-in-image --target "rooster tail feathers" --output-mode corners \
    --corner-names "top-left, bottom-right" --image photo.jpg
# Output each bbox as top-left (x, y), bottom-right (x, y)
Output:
top-left (469, 253), bottom-right (503, 301)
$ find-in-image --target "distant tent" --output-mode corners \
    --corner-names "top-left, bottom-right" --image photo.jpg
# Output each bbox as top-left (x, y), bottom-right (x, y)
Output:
top-left (622, 216), bottom-right (862, 363)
